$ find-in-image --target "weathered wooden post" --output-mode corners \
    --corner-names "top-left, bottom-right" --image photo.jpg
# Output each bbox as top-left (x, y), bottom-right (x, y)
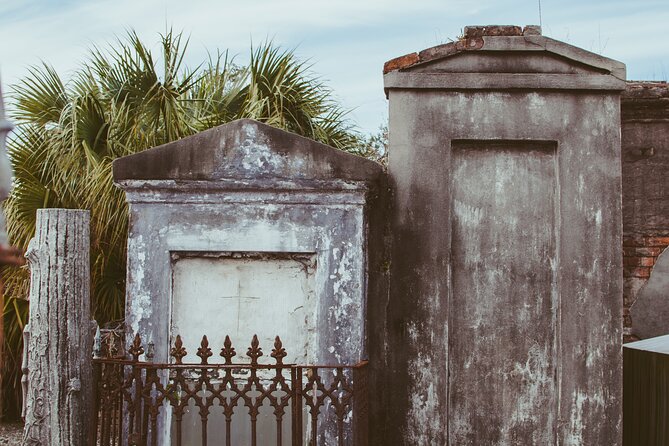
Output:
top-left (22, 209), bottom-right (94, 446)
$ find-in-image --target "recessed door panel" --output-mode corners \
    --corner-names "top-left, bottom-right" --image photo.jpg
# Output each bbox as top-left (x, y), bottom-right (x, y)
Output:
top-left (449, 141), bottom-right (558, 444)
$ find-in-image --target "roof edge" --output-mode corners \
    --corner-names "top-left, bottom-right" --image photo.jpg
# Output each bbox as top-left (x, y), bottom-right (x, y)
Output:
top-left (383, 25), bottom-right (626, 81)
top-left (112, 118), bottom-right (385, 183)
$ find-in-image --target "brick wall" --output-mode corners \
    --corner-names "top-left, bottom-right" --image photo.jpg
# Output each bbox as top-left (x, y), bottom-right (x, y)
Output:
top-left (623, 236), bottom-right (669, 341)
top-left (621, 81), bottom-right (669, 341)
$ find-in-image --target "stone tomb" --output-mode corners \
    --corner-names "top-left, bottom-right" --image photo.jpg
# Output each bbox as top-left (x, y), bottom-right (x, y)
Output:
top-left (113, 119), bottom-right (384, 444)
top-left (378, 25), bottom-right (625, 445)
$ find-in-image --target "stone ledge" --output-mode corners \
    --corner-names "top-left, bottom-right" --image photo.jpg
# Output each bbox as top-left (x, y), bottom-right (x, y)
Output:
top-left (384, 72), bottom-right (626, 91)
top-left (623, 81), bottom-right (669, 99)
top-left (622, 81), bottom-right (669, 121)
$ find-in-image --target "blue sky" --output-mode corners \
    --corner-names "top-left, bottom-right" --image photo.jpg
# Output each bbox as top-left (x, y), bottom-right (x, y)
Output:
top-left (1, 0), bottom-right (667, 134)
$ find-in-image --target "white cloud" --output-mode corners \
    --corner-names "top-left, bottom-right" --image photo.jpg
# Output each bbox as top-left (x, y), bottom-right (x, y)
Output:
top-left (1, 0), bottom-right (667, 133)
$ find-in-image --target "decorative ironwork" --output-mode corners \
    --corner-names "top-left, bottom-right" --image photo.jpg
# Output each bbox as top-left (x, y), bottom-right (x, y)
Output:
top-left (129, 334), bottom-right (144, 361)
top-left (220, 335), bottom-right (236, 364)
top-left (170, 335), bottom-right (187, 365)
top-left (196, 335), bottom-right (213, 364)
top-left (247, 334), bottom-right (263, 365)
top-left (271, 336), bottom-right (287, 365)
top-left (93, 334), bottom-right (368, 446)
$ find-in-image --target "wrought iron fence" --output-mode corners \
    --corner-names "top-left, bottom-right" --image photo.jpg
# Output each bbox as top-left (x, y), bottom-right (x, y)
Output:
top-left (92, 334), bottom-right (368, 446)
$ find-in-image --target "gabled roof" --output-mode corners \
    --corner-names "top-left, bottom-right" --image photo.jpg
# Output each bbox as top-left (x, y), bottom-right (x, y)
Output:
top-left (383, 25), bottom-right (626, 93)
top-left (113, 119), bottom-right (383, 183)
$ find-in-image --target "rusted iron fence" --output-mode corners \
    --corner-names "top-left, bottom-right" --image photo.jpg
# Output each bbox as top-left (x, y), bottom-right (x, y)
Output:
top-left (92, 334), bottom-right (368, 446)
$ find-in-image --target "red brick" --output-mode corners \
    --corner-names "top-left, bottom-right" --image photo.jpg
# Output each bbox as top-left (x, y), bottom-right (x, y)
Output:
top-left (623, 256), bottom-right (655, 267)
top-left (623, 313), bottom-right (632, 327)
top-left (641, 257), bottom-right (655, 266)
top-left (418, 42), bottom-right (458, 63)
top-left (383, 53), bottom-right (420, 74)
top-left (624, 266), bottom-right (651, 278)
top-left (624, 334), bottom-right (640, 343)
top-left (644, 236), bottom-right (669, 247)
top-left (623, 235), bottom-right (644, 247)
top-left (623, 246), bottom-right (663, 257)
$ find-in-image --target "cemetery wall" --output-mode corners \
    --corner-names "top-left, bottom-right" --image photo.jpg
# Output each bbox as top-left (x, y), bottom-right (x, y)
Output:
top-left (381, 25), bottom-right (624, 445)
top-left (621, 81), bottom-right (669, 340)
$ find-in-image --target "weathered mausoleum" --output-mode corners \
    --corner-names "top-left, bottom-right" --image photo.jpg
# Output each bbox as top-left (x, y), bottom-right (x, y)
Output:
top-left (376, 25), bottom-right (624, 445)
top-left (112, 118), bottom-right (385, 444)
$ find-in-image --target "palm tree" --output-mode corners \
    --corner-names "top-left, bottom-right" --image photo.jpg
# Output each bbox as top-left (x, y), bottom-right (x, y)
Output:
top-left (1, 30), bottom-right (364, 419)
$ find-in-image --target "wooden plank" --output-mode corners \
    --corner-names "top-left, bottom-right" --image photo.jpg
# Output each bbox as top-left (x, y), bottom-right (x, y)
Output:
top-left (22, 209), bottom-right (94, 446)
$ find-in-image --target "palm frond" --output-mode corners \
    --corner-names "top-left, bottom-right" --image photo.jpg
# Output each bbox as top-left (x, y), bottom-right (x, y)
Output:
top-left (12, 63), bottom-right (67, 126)
top-left (1, 29), bottom-right (370, 420)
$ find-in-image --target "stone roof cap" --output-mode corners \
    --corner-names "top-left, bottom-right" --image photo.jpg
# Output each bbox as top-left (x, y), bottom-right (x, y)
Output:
top-left (621, 81), bottom-right (669, 121)
top-left (622, 81), bottom-right (669, 99)
top-left (383, 24), bottom-right (626, 82)
top-left (113, 119), bottom-right (383, 183)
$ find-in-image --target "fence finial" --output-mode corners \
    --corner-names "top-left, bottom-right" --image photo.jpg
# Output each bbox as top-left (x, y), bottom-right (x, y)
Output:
top-left (247, 334), bottom-right (263, 365)
top-left (220, 335), bottom-right (236, 364)
top-left (129, 333), bottom-right (144, 362)
top-left (271, 336), bottom-right (287, 365)
top-left (170, 335), bottom-right (186, 364)
top-left (197, 335), bottom-right (213, 364)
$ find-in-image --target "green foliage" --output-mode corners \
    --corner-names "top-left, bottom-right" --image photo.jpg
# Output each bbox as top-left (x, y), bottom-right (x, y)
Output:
top-left (357, 124), bottom-right (388, 165)
top-left (1, 29), bottom-right (367, 419)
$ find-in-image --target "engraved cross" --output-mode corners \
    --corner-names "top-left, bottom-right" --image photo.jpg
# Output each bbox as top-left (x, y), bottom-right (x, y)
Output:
top-left (218, 280), bottom-right (261, 332)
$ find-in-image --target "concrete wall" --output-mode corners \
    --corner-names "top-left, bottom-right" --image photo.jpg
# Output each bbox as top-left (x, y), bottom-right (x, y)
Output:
top-left (379, 26), bottom-right (624, 445)
top-left (120, 185), bottom-right (370, 366)
top-left (621, 82), bottom-right (669, 340)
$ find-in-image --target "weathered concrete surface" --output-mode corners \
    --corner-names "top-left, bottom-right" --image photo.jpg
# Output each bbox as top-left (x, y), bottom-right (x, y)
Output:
top-left (449, 142), bottom-right (557, 445)
top-left (171, 253), bottom-right (317, 364)
top-left (113, 119), bottom-right (384, 364)
top-left (381, 25), bottom-right (624, 445)
top-left (113, 119), bottom-right (386, 444)
top-left (113, 118), bottom-right (380, 182)
top-left (383, 25), bottom-right (625, 81)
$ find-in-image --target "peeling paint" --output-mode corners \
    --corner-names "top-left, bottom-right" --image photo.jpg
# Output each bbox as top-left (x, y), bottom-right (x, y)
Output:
top-left (566, 389), bottom-right (606, 445)
top-left (114, 121), bottom-right (383, 445)
top-left (387, 86), bottom-right (622, 445)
